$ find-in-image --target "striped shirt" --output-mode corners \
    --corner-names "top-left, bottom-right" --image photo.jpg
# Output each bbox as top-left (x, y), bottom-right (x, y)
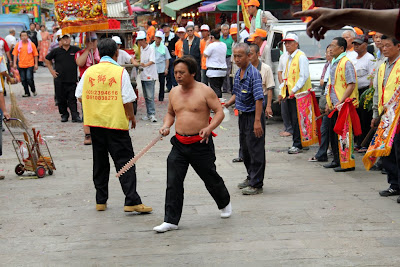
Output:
top-left (233, 63), bottom-right (264, 112)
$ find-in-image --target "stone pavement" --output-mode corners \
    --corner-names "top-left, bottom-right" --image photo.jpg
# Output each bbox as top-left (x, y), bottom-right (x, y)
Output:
top-left (1, 68), bottom-right (400, 266)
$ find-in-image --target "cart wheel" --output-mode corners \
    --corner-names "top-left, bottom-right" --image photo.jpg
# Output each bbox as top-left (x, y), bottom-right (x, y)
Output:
top-left (48, 169), bottom-right (53, 175)
top-left (36, 166), bottom-right (46, 178)
top-left (15, 164), bottom-right (25, 176)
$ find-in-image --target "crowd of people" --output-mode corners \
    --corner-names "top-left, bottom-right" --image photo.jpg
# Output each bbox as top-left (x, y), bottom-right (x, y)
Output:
top-left (1, 3), bottom-right (400, 233)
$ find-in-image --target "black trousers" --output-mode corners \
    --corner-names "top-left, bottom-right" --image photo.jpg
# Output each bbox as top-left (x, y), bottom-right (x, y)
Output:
top-left (158, 72), bottom-right (165, 101)
top-left (328, 111), bottom-right (340, 165)
top-left (287, 97), bottom-right (302, 149)
top-left (90, 127), bottom-right (142, 206)
top-left (382, 132), bottom-right (400, 190)
top-left (239, 111), bottom-right (266, 188)
top-left (164, 136), bottom-right (230, 225)
top-left (356, 87), bottom-right (372, 147)
top-left (55, 81), bottom-right (79, 119)
top-left (166, 57), bottom-right (177, 91)
top-left (19, 66), bottom-right (36, 95)
top-left (208, 77), bottom-right (224, 98)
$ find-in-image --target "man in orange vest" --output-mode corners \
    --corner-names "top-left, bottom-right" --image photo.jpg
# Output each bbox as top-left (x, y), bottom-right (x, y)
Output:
top-left (75, 38), bottom-right (152, 213)
top-left (278, 33), bottom-right (311, 155)
top-left (324, 37), bottom-right (358, 172)
top-left (373, 35), bottom-right (400, 199)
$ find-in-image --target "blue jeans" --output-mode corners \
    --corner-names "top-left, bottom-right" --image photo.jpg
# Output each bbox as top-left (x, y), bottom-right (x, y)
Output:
top-left (19, 66), bottom-right (36, 95)
top-left (141, 80), bottom-right (156, 116)
top-left (314, 115), bottom-right (329, 161)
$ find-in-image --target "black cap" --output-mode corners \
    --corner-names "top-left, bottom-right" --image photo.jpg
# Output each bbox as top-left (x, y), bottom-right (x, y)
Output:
top-left (353, 35), bottom-right (368, 44)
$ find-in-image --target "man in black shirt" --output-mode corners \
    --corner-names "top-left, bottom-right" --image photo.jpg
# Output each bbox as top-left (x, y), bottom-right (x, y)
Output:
top-left (27, 23), bottom-right (40, 51)
top-left (162, 24), bottom-right (179, 91)
top-left (183, 25), bottom-right (201, 82)
top-left (45, 33), bottom-right (82, 122)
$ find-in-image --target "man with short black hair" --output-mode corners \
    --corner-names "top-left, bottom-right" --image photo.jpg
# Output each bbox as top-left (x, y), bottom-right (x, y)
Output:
top-left (352, 35), bottom-right (374, 151)
top-left (45, 33), bottom-right (82, 123)
top-left (324, 36), bottom-right (358, 172)
top-left (373, 35), bottom-right (400, 199)
top-left (220, 24), bottom-right (233, 92)
top-left (162, 23), bottom-right (179, 91)
top-left (75, 38), bottom-right (152, 213)
top-left (154, 55), bottom-right (231, 233)
top-left (27, 23), bottom-right (41, 52)
top-left (183, 25), bottom-right (201, 81)
top-left (13, 31), bottom-right (38, 97)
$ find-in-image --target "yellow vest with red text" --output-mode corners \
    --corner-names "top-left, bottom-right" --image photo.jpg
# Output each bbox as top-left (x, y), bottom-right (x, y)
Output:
top-left (82, 62), bottom-right (129, 130)
top-left (280, 50), bottom-right (311, 98)
top-left (377, 59), bottom-right (400, 114)
top-left (327, 57), bottom-right (359, 109)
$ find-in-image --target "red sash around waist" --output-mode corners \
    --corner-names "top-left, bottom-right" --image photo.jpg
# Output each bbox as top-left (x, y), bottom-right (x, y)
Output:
top-left (176, 131), bottom-right (217, 145)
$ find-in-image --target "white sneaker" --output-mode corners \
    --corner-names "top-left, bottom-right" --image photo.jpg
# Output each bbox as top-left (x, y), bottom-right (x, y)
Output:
top-left (220, 202), bottom-right (232, 218)
top-left (288, 146), bottom-right (303, 154)
top-left (153, 222), bottom-right (178, 233)
top-left (141, 115), bottom-right (149, 121)
top-left (150, 115), bottom-right (157, 122)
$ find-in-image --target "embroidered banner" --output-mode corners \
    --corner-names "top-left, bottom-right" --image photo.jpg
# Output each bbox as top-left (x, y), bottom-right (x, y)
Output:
top-left (54, 0), bottom-right (109, 34)
top-left (362, 86), bottom-right (400, 170)
top-left (294, 90), bottom-right (321, 147)
top-left (334, 99), bottom-right (362, 169)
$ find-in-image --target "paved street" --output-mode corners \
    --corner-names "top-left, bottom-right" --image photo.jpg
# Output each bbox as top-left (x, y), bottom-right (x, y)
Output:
top-left (1, 68), bottom-right (400, 266)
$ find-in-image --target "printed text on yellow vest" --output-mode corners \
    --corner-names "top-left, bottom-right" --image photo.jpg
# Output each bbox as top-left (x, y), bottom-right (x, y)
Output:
top-left (82, 62), bottom-right (129, 130)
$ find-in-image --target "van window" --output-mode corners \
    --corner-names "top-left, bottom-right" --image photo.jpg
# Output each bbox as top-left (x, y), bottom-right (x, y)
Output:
top-left (272, 32), bottom-right (283, 49)
top-left (287, 29), bottom-right (351, 60)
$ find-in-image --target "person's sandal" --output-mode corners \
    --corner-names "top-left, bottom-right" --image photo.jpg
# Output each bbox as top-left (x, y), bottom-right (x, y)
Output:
top-left (308, 157), bottom-right (318, 162)
top-left (232, 157), bottom-right (243, 163)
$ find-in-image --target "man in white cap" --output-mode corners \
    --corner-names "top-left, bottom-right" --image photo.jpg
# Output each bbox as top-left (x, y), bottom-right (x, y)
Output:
top-left (45, 33), bottom-right (82, 122)
top-left (279, 33), bottom-right (311, 155)
top-left (152, 31), bottom-right (171, 101)
top-left (135, 30), bottom-right (158, 122)
top-left (175, 27), bottom-right (186, 59)
top-left (200, 24), bottom-right (210, 85)
top-left (245, 0), bottom-right (278, 35)
top-left (111, 36), bottom-right (136, 66)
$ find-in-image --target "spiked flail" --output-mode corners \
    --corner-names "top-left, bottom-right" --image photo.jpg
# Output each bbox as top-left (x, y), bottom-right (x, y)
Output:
top-left (116, 134), bottom-right (163, 178)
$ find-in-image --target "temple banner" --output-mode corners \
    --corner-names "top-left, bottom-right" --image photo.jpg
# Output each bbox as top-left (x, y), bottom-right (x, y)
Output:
top-left (54, 0), bottom-right (109, 34)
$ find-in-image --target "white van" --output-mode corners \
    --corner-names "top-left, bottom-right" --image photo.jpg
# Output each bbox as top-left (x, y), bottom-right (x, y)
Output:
top-left (265, 21), bottom-right (355, 114)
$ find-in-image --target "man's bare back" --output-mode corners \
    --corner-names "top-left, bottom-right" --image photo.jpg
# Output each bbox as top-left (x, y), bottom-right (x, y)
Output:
top-left (169, 82), bottom-right (220, 135)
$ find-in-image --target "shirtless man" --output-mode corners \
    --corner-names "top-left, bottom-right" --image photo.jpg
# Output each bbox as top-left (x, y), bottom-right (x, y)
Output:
top-left (153, 55), bottom-right (232, 233)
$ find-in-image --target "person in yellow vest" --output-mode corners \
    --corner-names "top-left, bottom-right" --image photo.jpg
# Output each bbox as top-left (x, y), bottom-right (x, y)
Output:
top-left (372, 35), bottom-right (400, 199)
top-left (75, 38), bottom-right (152, 213)
top-left (278, 33), bottom-right (311, 154)
top-left (324, 37), bottom-right (358, 172)
top-left (0, 55), bottom-right (12, 180)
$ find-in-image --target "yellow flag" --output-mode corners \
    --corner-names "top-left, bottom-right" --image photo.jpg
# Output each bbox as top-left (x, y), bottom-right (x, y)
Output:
top-left (302, 0), bottom-right (315, 11)
top-left (240, 0), bottom-right (251, 30)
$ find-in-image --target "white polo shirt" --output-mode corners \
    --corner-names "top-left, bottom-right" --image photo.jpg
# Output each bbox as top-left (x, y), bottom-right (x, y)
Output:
top-left (140, 44), bottom-right (158, 81)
